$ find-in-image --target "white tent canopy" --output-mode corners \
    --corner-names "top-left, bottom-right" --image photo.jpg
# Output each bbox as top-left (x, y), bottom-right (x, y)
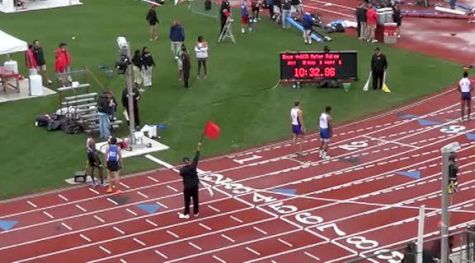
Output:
top-left (0, 30), bottom-right (28, 55)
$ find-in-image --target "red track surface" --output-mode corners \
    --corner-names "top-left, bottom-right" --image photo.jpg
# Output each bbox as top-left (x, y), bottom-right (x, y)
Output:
top-left (2, 87), bottom-right (475, 262)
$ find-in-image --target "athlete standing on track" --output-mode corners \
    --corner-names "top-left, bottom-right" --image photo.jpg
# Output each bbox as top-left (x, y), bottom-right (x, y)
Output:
top-left (291, 101), bottom-right (305, 156)
top-left (319, 106), bottom-right (333, 160)
top-left (178, 142), bottom-right (202, 219)
top-left (105, 137), bottom-right (123, 194)
top-left (458, 71), bottom-right (473, 120)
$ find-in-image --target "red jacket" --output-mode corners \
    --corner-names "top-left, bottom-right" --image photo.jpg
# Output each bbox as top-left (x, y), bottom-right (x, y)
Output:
top-left (25, 49), bottom-right (37, 69)
top-left (367, 8), bottom-right (377, 25)
top-left (55, 48), bottom-right (72, 73)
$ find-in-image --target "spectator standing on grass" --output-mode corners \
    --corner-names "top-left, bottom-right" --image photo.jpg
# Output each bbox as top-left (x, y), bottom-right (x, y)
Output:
top-left (266, 0), bottom-right (274, 19)
top-left (55, 43), bottom-right (72, 85)
top-left (169, 20), bottom-right (185, 58)
top-left (392, 4), bottom-right (402, 39)
top-left (146, 5), bottom-right (159, 41)
top-left (194, 36), bottom-right (209, 79)
top-left (105, 137), bottom-right (123, 194)
top-left (220, 0), bottom-right (231, 34)
top-left (366, 4), bottom-right (377, 43)
top-left (178, 142), bottom-right (202, 219)
top-left (97, 91), bottom-right (112, 139)
top-left (458, 71), bottom-right (473, 120)
top-left (131, 49), bottom-right (143, 88)
top-left (141, 46), bottom-right (155, 88)
top-left (240, 0), bottom-right (251, 33)
top-left (251, 0), bottom-right (261, 22)
top-left (32, 40), bottom-right (52, 85)
top-left (356, 3), bottom-right (367, 40)
top-left (371, 47), bottom-right (388, 90)
top-left (181, 45), bottom-right (191, 88)
top-left (121, 86), bottom-right (141, 129)
top-left (25, 44), bottom-right (38, 76)
top-left (282, 0), bottom-right (291, 29)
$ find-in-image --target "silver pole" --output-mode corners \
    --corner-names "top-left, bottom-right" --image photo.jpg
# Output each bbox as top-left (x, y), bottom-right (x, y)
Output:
top-left (441, 151), bottom-right (450, 263)
top-left (417, 205), bottom-right (425, 263)
top-left (125, 43), bottom-right (136, 145)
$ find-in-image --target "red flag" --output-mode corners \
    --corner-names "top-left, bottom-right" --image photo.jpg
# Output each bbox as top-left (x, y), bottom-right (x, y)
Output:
top-left (203, 121), bottom-right (220, 140)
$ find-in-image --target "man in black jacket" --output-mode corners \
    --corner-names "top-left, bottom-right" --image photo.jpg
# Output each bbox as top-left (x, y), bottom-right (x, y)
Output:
top-left (178, 142), bottom-right (202, 219)
top-left (32, 40), bottom-right (52, 85)
top-left (355, 3), bottom-right (367, 39)
top-left (371, 47), bottom-right (388, 90)
top-left (121, 86), bottom-right (141, 129)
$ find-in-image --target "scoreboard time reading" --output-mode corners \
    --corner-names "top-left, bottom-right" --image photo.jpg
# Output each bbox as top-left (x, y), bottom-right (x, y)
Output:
top-left (280, 51), bottom-right (358, 81)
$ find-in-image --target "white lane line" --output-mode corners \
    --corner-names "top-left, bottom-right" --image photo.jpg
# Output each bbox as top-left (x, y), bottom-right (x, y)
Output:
top-left (166, 230), bottom-right (179, 238)
top-left (137, 191), bottom-right (149, 199)
top-left (166, 185), bottom-right (179, 192)
top-left (27, 200), bottom-right (38, 208)
top-left (253, 226), bottom-right (268, 235)
top-left (155, 250), bottom-right (168, 259)
top-left (221, 234), bottom-right (236, 243)
top-left (61, 222), bottom-right (72, 231)
top-left (199, 223), bottom-right (212, 231)
top-left (304, 251), bottom-right (321, 260)
top-left (99, 245), bottom-right (112, 254)
top-left (213, 255), bottom-right (227, 263)
top-left (107, 198), bottom-right (118, 206)
top-left (156, 201), bottom-right (168, 209)
top-left (94, 215), bottom-right (105, 223)
top-left (43, 211), bottom-right (54, 219)
top-left (147, 176), bottom-right (159, 183)
top-left (120, 259), bottom-right (127, 263)
top-left (278, 238), bottom-right (293, 247)
top-left (80, 234), bottom-right (92, 242)
top-left (133, 238), bottom-right (146, 247)
top-left (58, 194), bottom-right (69, 202)
top-left (189, 241), bottom-right (203, 251)
top-left (246, 247), bottom-right (261, 256)
top-left (126, 208), bottom-right (138, 216)
top-left (113, 226), bottom-right (125, 235)
top-left (230, 215), bottom-right (243, 223)
top-left (146, 219), bottom-right (158, 227)
top-left (89, 188), bottom-right (100, 195)
top-left (76, 204), bottom-right (87, 212)
top-left (119, 182), bottom-right (130, 189)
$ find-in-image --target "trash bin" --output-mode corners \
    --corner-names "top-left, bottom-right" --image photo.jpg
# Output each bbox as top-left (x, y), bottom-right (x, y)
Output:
top-left (343, 83), bottom-right (351, 92)
top-left (383, 23), bottom-right (398, 44)
top-left (30, 74), bottom-right (43, 96)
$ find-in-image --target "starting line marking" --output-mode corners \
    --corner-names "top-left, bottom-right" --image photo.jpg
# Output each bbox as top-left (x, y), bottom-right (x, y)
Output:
top-left (253, 226), bottom-right (268, 235)
top-left (137, 191), bottom-right (149, 199)
top-left (155, 250), bottom-right (168, 259)
top-left (133, 238), bottom-right (146, 247)
top-left (167, 185), bottom-right (179, 192)
top-left (88, 188), bottom-right (100, 195)
top-left (213, 255), bottom-right (227, 263)
top-left (126, 209), bottom-right (138, 216)
top-left (94, 215), bottom-right (105, 223)
top-left (119, 182), bottom-right (130, 189)
top-left (221, 234), bottom-right (236, 243)
top-left (230, 215), bottom-right (244, 223)
top-left (188, 241), bottom-right (202, 251)
top-left (199, 223), bottom-right (212, 231)
top-left (107, 198), bottom-right (119, 206)
top-left (245, 246), bottom-right (261, 256)
top-left (26, 200), bottom-right (37, 208)
top-left (61, 222), bottom-right (72, 231)
top-left (76, 204), bottom-right (87, 212)
top-left (208, 205), bottom-right (221, 213)
top-left (166, 230), bottom-right (179, 239)
top-left (42, 211), bottom-right (54, 219)
top-left (113, 226), bottom-right (125, 235)
top-left (146, 219), bottom-right (158, 227)
top-left (278, 238), bottom-right (293, 247)
top-left (58, 194), bottom-right (69, 202)
top-left (80, 234), bottom-right (92, 242)
top-left (304, 251), bottom-right (321, 260)
top-left (99, 245), bottom-right (112, 254)
top-left (147, 176), bottom-right (159, 183)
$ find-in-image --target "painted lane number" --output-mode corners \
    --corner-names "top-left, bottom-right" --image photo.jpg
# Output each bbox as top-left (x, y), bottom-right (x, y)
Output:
top-left (339, 141), bottom-right (368, 151)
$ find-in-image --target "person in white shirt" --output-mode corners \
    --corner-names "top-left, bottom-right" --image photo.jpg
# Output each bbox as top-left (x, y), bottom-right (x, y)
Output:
top-left (319, 106), bottom-right (332, 160)
top-left (458, 71), bottom-right (473, 120)
top-left (290, 101), bottom-right (305, 156)
top-left (194, 36), bottom-right (209, 79)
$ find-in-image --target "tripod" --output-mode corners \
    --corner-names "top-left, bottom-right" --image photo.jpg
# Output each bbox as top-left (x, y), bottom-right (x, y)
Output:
top-left (218, 17), bottom-right (236, 43)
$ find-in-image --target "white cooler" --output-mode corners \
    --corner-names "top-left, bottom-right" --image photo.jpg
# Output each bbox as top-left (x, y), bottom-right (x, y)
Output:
top-left (4, 60), bottom-right (18, 74)
top-left (30, 74), bottom-right (43, 96)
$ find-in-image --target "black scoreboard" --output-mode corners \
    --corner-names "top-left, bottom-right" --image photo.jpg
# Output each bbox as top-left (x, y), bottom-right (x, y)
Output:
top-left (280, 51), bottom-right (358, 81)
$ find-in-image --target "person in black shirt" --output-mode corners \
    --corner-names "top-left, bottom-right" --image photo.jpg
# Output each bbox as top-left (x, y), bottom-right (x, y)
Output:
top-left (141, 46), bottom-right (155, 87)
top-left (146, 5), bottom-right (159, 41)
top-left (355, 3), bottom-right (367, 39)
top-left (121, 86), bottom-right (141, 129)
top-left (131, 49), bottom-right (143, 88)
top-left (181, 45), bottom-right (191, 88)
top-left (448, 152), bottom-right (458, 195)
top-left (178, 142), bottom-right (202, 219)
top-left (220, 0), bottom-right (231, 34)
top-left (371, 47), bottom-right (388, 90)
top-left (392, 4), bottom-right (402, 38)
top-left (32, 40), bottom-right (52, 85)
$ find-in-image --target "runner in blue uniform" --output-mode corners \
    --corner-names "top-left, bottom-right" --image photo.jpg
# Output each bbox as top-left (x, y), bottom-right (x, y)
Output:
top-left (319, 106), bottom-right (333, 160)
top-left (291, 101), bottom-right (305, 156)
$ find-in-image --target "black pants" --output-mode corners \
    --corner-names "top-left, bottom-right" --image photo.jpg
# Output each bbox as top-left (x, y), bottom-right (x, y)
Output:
top-left (220, 17), bottom-right (226, 33)
top-left (125, 105), bottom-right (140, 127)
top-left (356, 21), bottom-right (361, 38)
top-left (372, 70), bottom-right (384, 90)
top-left (268, 4), bottom-right (274, 17)
top-left (198, 58), bottom-right (207, 76)
top-left (183, 68), bottom-right (190, 88)
top-left (183, 185), bottom-right (199, 215)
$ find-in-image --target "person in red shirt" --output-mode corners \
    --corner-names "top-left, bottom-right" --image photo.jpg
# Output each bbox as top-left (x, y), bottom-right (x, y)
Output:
top-left (25, 44), bottom-right (38, 76)
top-left (366, 5), bottom-right (378, 43)
top-left (55, 43), bottom-right (72, 85)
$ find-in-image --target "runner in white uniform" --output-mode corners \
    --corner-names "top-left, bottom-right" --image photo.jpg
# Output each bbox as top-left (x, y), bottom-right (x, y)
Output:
top-left (319, 106), bottom-right (332, 160)
top-left (458, 71), bottom-right (473, 120)
top-left (291, 101), bottom-right (305, 156)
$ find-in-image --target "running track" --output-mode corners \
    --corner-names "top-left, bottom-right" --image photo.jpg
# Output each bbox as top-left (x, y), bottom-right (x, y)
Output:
top-left (2, 88), bottom-right (475, 262)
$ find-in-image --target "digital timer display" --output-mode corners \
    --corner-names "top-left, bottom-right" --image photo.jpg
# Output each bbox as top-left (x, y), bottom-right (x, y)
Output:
top-left (280, 51), bottom-right (358, 81)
